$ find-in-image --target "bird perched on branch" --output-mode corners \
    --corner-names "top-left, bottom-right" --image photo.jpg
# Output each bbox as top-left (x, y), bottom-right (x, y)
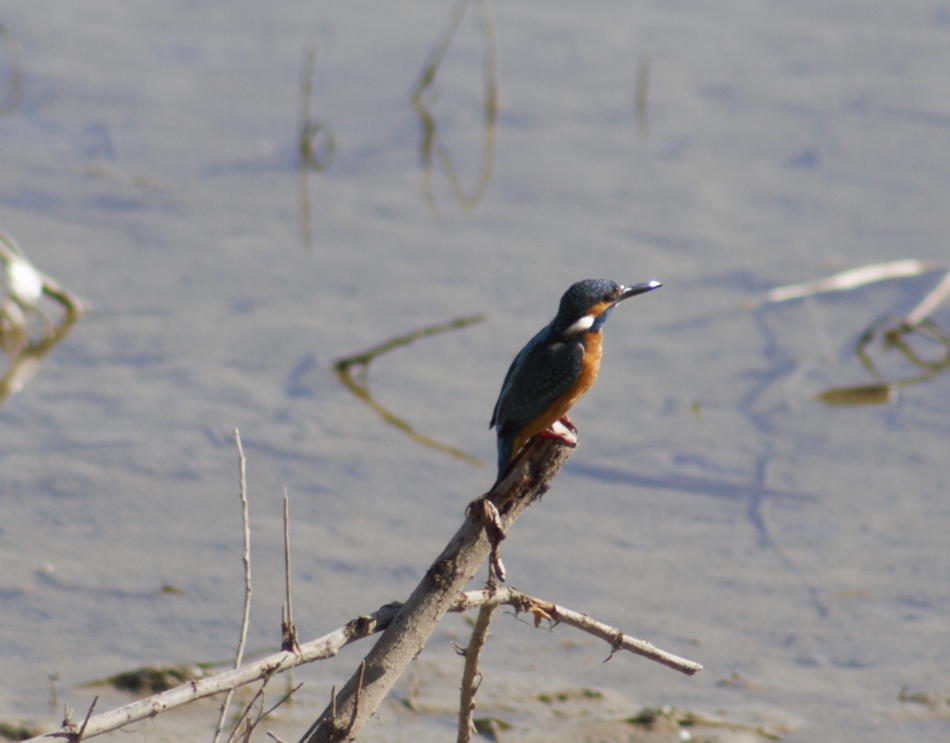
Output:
top-left (490, 278), bottom-right (661, 481)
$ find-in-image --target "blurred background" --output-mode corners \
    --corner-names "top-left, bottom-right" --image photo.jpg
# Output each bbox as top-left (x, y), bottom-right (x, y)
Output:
top-left (1, 1), bottom-right (949, 741)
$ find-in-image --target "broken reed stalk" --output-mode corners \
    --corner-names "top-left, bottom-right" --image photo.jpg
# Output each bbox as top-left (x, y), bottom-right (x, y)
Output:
top-left (281, 488), bottom-right (300, 652)
top-left (297, 436), bottom-right (574, 743)
top-left (212, 431), bottom-right (253, 743)
top-left (456, 603), bottom-right (497, 743)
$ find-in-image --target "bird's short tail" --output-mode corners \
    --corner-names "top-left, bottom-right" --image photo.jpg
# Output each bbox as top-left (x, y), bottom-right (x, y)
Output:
top-left (496, 436), bottom-right (515, 482)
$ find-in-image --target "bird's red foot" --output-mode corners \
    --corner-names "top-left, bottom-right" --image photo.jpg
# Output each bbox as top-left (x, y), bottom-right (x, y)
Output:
top-left (540, 418), bottom-right (578, 447)
top-left (558, 415), bottom-right (577, 433)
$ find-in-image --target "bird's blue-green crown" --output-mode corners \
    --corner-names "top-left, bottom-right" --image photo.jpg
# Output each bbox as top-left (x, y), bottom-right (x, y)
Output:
top-left (553, 279), bottom-right (621, 332)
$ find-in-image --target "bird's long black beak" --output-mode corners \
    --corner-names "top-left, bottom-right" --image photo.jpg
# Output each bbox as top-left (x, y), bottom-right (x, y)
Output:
top-left (616, 280), bottom-right (662, 303)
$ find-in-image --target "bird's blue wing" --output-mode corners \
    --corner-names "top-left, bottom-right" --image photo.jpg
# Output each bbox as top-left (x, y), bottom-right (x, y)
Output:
top-left (491, 326), bottom-right (552, 429)
top-left (491, 332), bottom-right (584, 439)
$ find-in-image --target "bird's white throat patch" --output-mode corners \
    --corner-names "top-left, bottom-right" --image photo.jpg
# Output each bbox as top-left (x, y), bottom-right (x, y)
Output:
top-left (564, 314), bottom-right (595, 336)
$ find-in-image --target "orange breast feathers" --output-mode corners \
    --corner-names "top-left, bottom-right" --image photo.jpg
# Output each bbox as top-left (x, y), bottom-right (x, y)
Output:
top-left (509, 330), bottom-right (604, 458)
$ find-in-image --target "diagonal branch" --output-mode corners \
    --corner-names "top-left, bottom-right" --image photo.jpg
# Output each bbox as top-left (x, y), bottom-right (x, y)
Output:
top-left (298, 436), bottom-right (574, 743)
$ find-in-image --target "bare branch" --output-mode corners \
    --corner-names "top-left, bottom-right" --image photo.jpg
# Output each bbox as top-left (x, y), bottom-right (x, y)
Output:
top-left (24, 604), bottom-right (403, 743)
top-left (212, 430), bottom-right (254, 743)
top-left (457, 602), bottom-right (496, 743)
top-left (451, 587), bottom-right (702, 676)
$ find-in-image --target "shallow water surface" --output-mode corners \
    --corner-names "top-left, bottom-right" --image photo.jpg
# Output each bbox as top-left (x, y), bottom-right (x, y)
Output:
top-left (1, 2), bottom-right (949, 741)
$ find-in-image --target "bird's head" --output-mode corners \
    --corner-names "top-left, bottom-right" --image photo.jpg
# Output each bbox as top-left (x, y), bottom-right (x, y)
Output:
top-left (553, 279), bottom-right (661, 336)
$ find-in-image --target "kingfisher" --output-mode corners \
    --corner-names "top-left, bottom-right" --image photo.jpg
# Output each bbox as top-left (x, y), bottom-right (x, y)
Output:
top-left (490, 278), bottom-right (661, 480)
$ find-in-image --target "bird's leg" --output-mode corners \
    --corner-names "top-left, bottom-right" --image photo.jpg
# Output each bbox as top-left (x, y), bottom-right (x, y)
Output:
top-left (467, 496), bottom-right (507, 582)
top-left (539, 417), bottom-right (577, 448)
top-left (558, 415), bottom-right (577, 433)
top-left (539, 429), bottom-right (577, 447)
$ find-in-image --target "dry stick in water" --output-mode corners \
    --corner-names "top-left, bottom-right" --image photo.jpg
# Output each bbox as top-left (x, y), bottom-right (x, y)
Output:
top-left (905, 269), bottom-right (950, 328)
top-left (749, 259), bottom-right (940, 307)
top-left (281, 488), bottom-right (299, 652)
top-left (212, 430), bottom-right (253, 743)
top-left (456, 602), bottom-right (497, 743)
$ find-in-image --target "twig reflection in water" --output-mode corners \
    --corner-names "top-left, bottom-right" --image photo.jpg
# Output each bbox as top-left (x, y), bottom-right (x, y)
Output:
top-left (0, 23), bottom-right (21, 116)
top-left (411, 0), bottom-right (498, 214)
top-left (635, 56), bottom-right (650, 140)
top-left (297, 47), bottom-right (335, 252)
top-left (0, 230), bottom-right (87, 406)
top-left (333, 314), bottom-right (486, 465)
